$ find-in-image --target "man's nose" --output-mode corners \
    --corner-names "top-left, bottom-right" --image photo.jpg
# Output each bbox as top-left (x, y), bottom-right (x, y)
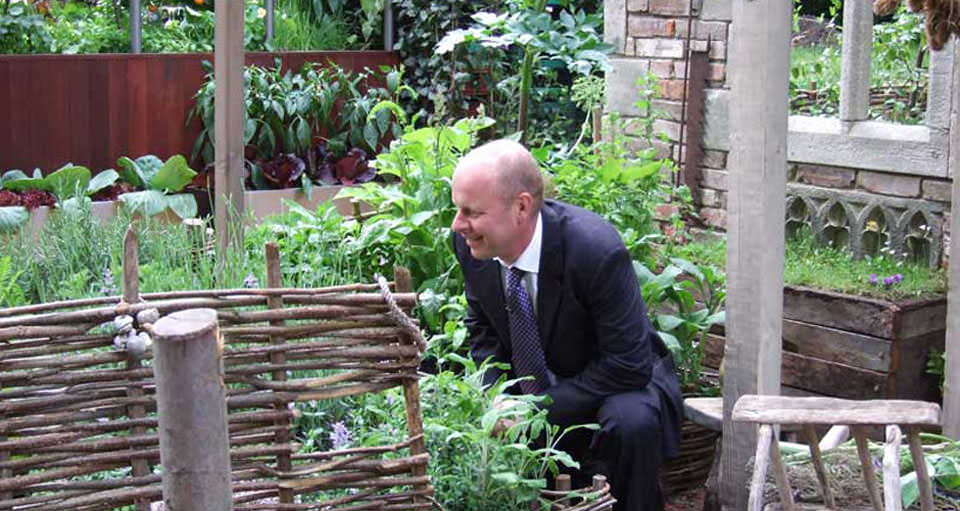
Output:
top-left (451, 211), bottom-right (466, 233)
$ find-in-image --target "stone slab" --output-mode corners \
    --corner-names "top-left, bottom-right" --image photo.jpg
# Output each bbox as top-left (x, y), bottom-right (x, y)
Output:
top-left (605, 0), bottom-right (628, 54)
top-left (922, 179), bottom-right (953, 202)
top-left (606, 57), bottom-right (651, 116)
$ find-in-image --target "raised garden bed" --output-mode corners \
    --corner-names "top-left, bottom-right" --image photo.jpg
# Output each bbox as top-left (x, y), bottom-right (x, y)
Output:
top-left (702, 285), bottom-right (944, 402)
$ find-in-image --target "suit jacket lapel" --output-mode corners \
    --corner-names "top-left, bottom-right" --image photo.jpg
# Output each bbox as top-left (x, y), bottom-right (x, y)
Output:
top-left (537, 203), bottom-right (563, 349)
top-left (472, 257), bottom-right (509, 347)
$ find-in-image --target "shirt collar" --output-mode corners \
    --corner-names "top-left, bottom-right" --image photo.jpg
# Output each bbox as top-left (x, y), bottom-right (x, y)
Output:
top-left (496, 212), bottom-right (542, 274)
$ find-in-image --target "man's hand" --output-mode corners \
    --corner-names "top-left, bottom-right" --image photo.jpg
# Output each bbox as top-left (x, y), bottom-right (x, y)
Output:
top-left (491, 395), bottom-right (522, 437)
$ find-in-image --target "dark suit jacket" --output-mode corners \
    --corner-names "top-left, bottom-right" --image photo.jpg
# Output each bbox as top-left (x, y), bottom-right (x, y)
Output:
top-left (452, 200), bottom-right (683, 456)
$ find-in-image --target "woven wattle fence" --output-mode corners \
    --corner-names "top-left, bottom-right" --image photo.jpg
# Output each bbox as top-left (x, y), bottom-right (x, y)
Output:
top-left (0, 230), bottom-right (430, 511)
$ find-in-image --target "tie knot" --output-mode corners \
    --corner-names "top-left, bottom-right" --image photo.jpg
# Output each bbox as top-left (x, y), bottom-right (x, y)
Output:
top-left (507, 267), bottom-right (524, 289)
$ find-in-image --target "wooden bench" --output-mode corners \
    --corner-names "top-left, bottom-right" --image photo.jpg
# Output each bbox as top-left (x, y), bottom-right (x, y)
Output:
top-left (732, 395), bottom-right (941, 511)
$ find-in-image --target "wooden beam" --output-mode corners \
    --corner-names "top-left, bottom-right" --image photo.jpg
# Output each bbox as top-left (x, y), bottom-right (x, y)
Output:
top-left (839, 0), bottom-right (872, 122)
top-left (214, 0), bottom-right (246, 270)
top-left (944, 38), bottom-right (960, 437)
top-left (722, 2), bottom-right (791, 510)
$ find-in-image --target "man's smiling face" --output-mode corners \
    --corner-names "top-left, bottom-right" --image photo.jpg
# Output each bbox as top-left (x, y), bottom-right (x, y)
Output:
top-left (450, 162), bottom-right (525, 263)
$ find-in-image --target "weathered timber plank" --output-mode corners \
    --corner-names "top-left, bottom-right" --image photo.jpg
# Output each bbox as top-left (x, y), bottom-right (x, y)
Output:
top-left (900, 300), bottom-right (947, 339)
top-left (783, 286), bottom-right (895, 338)
top-left (703, 335), bottom-right (888, 399)
top-left (731, 395), bottom-right (941, 425)
top-left (782, 319), bottom-right (891, 372)
top-left (891, 329), bottom-right (944, 402)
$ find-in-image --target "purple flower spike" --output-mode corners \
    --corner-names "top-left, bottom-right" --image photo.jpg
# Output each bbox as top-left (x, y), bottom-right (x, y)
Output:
top-left (893, 273), bottom-right (903, 283)
top-left (883, 276), bottom-right (894, 287)
top-left (869, 273), bottom-right (879, 284)
top-left (329, 421), bottom-right (351, 450)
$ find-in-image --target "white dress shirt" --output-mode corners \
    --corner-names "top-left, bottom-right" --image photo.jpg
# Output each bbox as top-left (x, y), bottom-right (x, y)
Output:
top-left (496, 212), bottom-right (543, 315)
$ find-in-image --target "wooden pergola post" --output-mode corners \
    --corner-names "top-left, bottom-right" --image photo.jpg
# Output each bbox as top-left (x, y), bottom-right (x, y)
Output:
top-left (214, 0), bottom-right (246, 269)
top-left (722, 1), bottom-right (791, 510)
top-left (943, 38), bottom-right (960, 437)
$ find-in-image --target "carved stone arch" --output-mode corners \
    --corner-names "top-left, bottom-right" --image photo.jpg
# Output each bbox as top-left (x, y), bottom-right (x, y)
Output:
top-left (897, 207), bottom-right (943, 267)
top-left (815, 199), bottom-right (855, 251)
top-left (852, 203), bottom-right (896, 259)
top-left (785, 194), bottom-right (817, 240)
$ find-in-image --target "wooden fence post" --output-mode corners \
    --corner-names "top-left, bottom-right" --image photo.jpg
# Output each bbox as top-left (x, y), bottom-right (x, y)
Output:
top-left (393, 266), bottom-right (430, 504)
top-left (152, 308), bottom-right (233, 511)
top-left (122, 227), bottom-right (151, 511)
top-left (265, 243), bottom-right (294, 504)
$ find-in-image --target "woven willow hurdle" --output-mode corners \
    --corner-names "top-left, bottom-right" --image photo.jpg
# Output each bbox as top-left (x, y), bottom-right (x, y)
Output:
top-left (0, 230), bottom-right (430, 511)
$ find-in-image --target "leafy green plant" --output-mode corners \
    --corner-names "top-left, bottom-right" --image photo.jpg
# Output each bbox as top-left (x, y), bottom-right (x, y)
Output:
top-left (336, 111), bottom-right (495, 295)
top-left (634, 258), bottom-right (725, 395)
top-left (436, 0), bottom-right (610, 143)
top-left (0, 3), bottom-right (53, 53)
top-left (0, 255), bottom-right (26, 307)
top-left (116, 154), bottom-right (198, 219)
top-left (189, 61), bottom-right (407, 189)
top-left (668, 231), bottom-right (947, 300)
top-left (3, 164), bottom-right (119, 208)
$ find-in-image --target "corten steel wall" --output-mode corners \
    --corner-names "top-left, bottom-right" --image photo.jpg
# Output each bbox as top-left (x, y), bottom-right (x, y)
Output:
top-left (0, 51), bottom-right (399, 174)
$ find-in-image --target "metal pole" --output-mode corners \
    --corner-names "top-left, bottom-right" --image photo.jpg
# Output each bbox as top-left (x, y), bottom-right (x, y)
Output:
top-left (265, 0), bottom-right (275, 44)
top-left (383, 0), bottom-right (393, 51)
top-left (130, 0), bottom-right (142, 53)
top-left (153, 309), bottom-right (233, 511)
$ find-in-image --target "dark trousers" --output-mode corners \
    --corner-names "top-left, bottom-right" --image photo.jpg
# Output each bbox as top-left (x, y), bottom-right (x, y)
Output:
top-left (553, 388), bottom-right (666, 511)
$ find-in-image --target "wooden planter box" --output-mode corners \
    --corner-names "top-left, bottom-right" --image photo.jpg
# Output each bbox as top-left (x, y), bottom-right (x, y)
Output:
top-left (702, 285), bottom-right (945, 402)
top-left (243, 186), bottom-right (368, 222)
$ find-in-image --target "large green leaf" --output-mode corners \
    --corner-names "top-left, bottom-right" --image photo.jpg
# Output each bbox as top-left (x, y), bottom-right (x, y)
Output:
top-left (87, 169), bottom-right (119, 196)
top-left (118, 190), bottom-right (168, 217)
top-left (164, 193), bottom-right (198, 219)
top-left (0, 207), bottom-right (28, 233)
top-left (43, 165), bottom-right (91, 201)
top-left (117, 156), bottom-right (145, 188)
top-left (148, 155), bottom-right (197, 193)
top-left (2, 176), bottom-right (48, 193)
top-left (134, 155), bottom-right (165, 185)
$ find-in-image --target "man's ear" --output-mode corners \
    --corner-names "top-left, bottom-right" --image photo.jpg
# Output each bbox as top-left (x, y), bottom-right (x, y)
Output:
top-left (515, 192), bottom-right (534, 222)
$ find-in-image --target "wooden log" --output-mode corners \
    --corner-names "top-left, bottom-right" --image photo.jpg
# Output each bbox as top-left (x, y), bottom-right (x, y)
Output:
top-left (769, 431), bottom-right (795, 511)
top-left (907, 426), bottom-right (935, 511)
top-left (394, 265), bottom-right (429, 506)
top-left (122, 229), bottom-right (151, 511)
top-left (292, 435), bottom-right (423, 462)
top-left (229, 369), bottom-right (385, 392)
top-left (152, 308), bottom-right (232, 511)
top-left (0, 286), bottom-right (410, 322)
top-left (945, 40), bottom-right (960, 436)
top-left (748, 424), bottom-right (773, 511)
top-left (217, 305), bottom-right (392, 324)
top-left (883, 425), bottom-right (903, 511)
top-left (265, 243), bottom-right (294, 506)
top-left (0, 349), bottom-right (129, 371)
top-left (220, 315), bottom-right (399, 337)
top-left (853, 426), bottom-right (883, 511)
top-left (0, 324), bottom-right (95, 342)
top-left (732, 395), bottom-right (941, 425)
top-left (279, 474), bottom-right (431, 492)
top-left (0, 338), bottom-right (109, 360)
top-left (802, 425), bottom-right (835, 508)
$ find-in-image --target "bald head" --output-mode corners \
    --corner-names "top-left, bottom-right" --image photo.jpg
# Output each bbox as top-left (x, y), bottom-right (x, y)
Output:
top-left (455, 139), bottom-right (544, 211)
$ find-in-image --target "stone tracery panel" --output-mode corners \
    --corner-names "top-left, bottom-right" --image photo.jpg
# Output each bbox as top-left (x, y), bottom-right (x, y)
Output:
top-left (786, 184), bottom-right (944, 267)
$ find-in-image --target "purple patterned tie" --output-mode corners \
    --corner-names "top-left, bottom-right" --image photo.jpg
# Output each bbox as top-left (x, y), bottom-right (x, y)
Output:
top-left (506, 267), bottom-right (549, 394)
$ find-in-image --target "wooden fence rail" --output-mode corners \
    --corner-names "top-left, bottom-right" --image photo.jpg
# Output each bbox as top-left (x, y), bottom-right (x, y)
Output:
top-left (0, 230), bottom-right (428, 510)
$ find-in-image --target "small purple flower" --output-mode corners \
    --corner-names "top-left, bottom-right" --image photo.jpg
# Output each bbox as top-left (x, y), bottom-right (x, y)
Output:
top-left (893, 273), bottom-right (903, 283)
top-left (883, 276), bottom-right (894, 287)
top-left (868, 273), bottom-right (879, 284)
top-left (329, 421), bottom-right (351, 450)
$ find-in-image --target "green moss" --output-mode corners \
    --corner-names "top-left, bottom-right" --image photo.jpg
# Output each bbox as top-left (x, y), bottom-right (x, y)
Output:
top-left (666, 233), bottom-right (946, 301)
